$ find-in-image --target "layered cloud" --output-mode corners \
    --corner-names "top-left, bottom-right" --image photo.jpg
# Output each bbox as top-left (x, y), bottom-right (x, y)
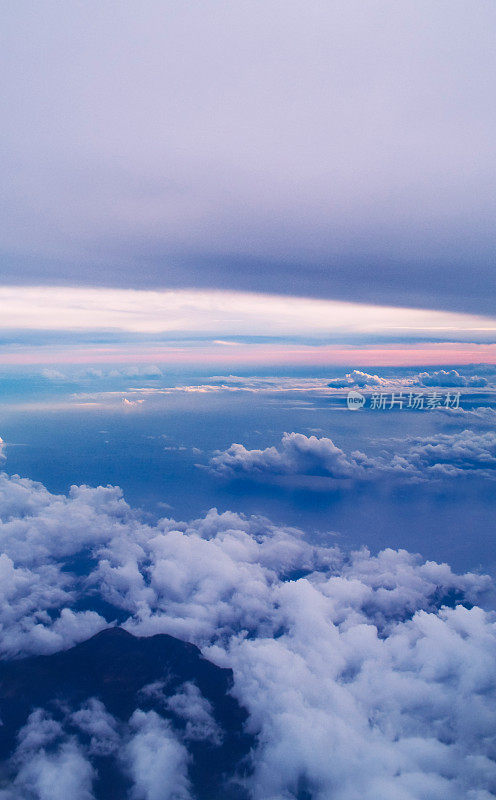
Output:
top-left (208, 432), bottom-right (361, 481)
top-left (327, 370), bottom-right (386, 388)
top-left (208, 430), bottom-right (496, 485)
top-left (417, 369), bottom-right (489, 388)
top-left (0, 467), bottom-right (495, 797)
top-left (400, 430), bottom-right (496, 478)
top-left (439, 405), bottom-right (496, 427)
top-left (326, 368), bottom-right (494, 391)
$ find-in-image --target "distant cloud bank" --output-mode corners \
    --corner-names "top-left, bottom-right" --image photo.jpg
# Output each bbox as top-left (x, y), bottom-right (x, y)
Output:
top-left (209, 430), bottom-right (496, 485)
top-left (417, 369), bottom-right (489, 387)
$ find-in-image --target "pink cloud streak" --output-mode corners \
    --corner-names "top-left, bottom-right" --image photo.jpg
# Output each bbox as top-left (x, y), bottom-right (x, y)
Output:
top-left (2, 341), bottom-right (496, 367)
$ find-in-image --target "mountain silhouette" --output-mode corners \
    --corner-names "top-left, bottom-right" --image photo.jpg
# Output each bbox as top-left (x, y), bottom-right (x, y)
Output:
top-left (0, 627), bottom-right (253, 799)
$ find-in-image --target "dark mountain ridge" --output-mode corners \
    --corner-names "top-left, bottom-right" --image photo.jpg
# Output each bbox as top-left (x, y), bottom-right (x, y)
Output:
top-left (0, 627), bottom-right (254, 799)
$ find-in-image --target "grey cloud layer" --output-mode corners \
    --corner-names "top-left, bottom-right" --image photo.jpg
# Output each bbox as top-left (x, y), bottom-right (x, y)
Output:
top-left (1, 2), bottom-right (496, 312)
top-left (0, 469), bottom-right (495, 797)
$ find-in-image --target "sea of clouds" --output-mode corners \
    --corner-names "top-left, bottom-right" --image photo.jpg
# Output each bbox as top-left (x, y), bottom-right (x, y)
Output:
top-left (0, 451), bottom-right (495, 798)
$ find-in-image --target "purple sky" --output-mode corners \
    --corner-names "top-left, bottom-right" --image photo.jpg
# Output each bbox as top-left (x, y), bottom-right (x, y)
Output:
top-left (1, 1), bottom-right (496, 314)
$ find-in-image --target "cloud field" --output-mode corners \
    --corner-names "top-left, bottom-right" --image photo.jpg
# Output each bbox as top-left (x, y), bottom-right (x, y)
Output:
top-left (0, 465), bottom-right (495, 798)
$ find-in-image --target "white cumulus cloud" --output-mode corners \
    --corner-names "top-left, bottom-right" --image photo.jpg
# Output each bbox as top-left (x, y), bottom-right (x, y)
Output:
top-left (0, 469), bottom-right (494, 797)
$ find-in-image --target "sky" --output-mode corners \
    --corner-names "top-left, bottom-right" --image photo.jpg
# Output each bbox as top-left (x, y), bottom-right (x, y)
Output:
top-left (1, 0), bottom-right (496, 314)
top-left (2, 5), bottom-right (496, 799)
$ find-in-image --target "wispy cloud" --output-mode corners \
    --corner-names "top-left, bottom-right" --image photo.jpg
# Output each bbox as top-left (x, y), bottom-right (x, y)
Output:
top-left (1, 286), bottom-right (496, 367)
top-left (1, 286), bottom-right (495, 336)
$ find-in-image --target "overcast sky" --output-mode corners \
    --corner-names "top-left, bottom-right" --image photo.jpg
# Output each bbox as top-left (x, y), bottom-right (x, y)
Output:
top-left (1, 1), bottom-right (495, 313)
